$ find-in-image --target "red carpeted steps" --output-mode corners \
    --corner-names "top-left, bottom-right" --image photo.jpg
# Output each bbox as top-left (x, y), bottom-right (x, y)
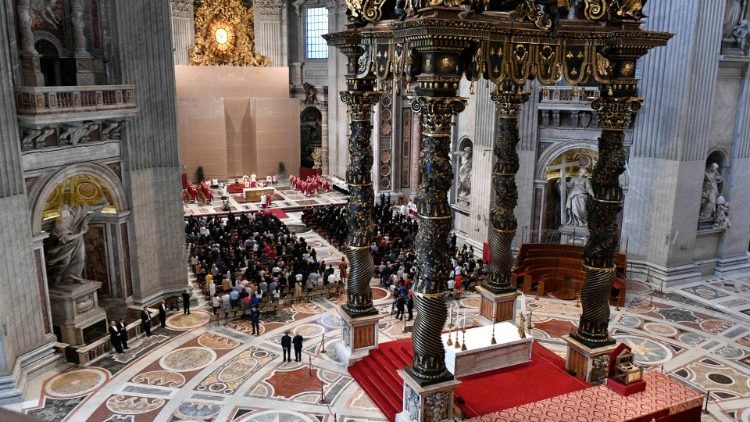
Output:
top-left (349, 343), bottom-right (413, 421)
top-left (350, 339), bottom-right (589, 422)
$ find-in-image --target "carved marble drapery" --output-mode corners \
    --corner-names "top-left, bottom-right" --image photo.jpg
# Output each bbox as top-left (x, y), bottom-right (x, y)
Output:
top-left (486, 81), bottom-right (530, 294)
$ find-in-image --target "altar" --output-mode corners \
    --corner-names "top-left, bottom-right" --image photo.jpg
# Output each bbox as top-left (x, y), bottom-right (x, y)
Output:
top-left (442, 322), bottom-right (532, 378)
top-left (243, 187), bottom-right (274, 202)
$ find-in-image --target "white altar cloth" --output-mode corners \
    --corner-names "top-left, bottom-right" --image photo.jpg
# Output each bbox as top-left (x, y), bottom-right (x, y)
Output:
top-left (441, 322), bottom-right (533, 378)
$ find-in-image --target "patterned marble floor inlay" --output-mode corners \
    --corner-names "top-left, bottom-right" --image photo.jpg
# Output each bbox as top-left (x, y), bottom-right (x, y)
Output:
top-left (17, 249), bottom-right (750, 422)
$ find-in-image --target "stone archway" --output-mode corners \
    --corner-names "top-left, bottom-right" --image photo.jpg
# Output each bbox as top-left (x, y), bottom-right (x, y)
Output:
top-left (29, 163), bottom-right (127, 236)
top-left (533, 144), bottom-right (599, 243)
top-left (28, 164), bottom-right (131, 345)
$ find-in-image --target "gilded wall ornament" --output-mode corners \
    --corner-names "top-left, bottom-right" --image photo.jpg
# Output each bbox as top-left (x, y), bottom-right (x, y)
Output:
top-left (189, 0), bottom-right (270, 66)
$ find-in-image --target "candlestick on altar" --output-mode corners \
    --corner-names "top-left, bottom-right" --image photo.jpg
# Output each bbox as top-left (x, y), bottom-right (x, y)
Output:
top-left (446, 306), bottom-right (453, 346)
top-left (461, 328), bottom-right (467, 351)
top-left (490, 316), bottom-right (497, 345)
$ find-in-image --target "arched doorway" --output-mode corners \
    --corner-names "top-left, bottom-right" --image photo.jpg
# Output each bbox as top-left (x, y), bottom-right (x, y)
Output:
top-left (35, 39), bottom-right (76, 87)
top-left (300, 107), bottom-right (322, 174)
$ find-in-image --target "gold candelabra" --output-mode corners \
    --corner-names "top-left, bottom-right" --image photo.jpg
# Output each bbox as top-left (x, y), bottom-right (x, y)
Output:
top-left (490, 316), bottom-right (497, 345)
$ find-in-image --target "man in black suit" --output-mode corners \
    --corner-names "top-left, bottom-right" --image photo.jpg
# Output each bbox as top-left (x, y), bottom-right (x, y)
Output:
top-left (140, 306), bottom-right (152, 337)
top-left (281, 331), bottom-right (292, 362)
top-left (293, 333), bottom-right (304, 362)
top-left (109, 320), bottom-right (123, 353)
top-left (182, 290), bottom-right (191, 315)
top-left (250, 307), bottom-right (260, 335)
top-left (117, 319), bottom-right (129, 350)
top-left (158, 300), bottom-right (168, 328)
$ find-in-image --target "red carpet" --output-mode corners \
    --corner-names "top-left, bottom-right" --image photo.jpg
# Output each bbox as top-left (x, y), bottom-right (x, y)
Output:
top-left (349, 339), bottom-right (589, 421)
top-left (264, 208), bottom-right (288, 219)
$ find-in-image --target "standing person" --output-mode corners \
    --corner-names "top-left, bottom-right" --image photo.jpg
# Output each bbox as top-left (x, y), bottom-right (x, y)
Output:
top-left (339, 257), bottom-right (348, 281)
top-left (117, 319), bottom-right (129, 350)
top-left (294, 281), bottom-right (302, 303)
top-left (109, 320), bottom-right (123, 353)
top-left (293, 332), bottom-right (304, 362)
top-left (395, 294), bottom-right (405, 321)
top-left (406, 292), bottom-right (414, 321)
top-left (281, 331), bottom-right (292, 362)
top-left (250, 306), bottom-right (261, 335)
top-left (140, 306), bottom-right (152, 337)
top-left (158, 300), bottom-right (167, 328)
top-left (181, 289), bottom-right (191, 315)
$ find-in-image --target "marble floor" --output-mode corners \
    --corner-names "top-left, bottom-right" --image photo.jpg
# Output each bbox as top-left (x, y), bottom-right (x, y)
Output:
top-left (11, 215), bottom-right (750, 421)
top-left (183, 185), bottom-right (348, 217)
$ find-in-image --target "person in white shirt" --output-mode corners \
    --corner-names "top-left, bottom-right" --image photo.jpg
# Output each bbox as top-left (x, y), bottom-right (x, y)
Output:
top-left (211, 294), bottom-right (221, 315)
top-left (327, 273), bottom-right (336, 285)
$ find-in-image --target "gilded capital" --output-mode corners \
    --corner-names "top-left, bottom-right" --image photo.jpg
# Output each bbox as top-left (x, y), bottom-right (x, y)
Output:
top-left (410, 97), bottom-right (466, 135)
top-left (490, 84), bottom-right (530, 119)
top-left (591, 97), bottom-right (643, 130)
top-left (341, 91), bottom-right (381, 121)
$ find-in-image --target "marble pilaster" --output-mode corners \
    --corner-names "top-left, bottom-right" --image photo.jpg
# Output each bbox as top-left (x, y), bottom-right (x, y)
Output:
top-left (254, 0), bottom-right (285, 66)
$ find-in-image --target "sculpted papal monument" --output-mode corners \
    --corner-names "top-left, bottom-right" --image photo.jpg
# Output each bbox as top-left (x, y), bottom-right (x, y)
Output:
top-left (565, 168), bottom-right (594, 227)
top-left (700, 162), bottom-right (723, 219)
top-left (46, 203), bottom-right (105, 285)
top-left (456, 145), bottom-right (472, 204)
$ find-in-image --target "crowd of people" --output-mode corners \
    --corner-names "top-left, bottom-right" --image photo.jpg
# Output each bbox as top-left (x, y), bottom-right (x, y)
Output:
top-left (303, 196), bottom-right (489, 317)
top-left (289, 174), bottom-right (332, 196)
top-left (185, 211), bottom-right (345, 322)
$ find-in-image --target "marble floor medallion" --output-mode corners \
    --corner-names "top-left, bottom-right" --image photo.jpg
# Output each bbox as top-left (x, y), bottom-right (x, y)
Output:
top-left (197, 332), bottom-right (241, 350)
top-left (613, 335), bottom-right (673, 365)
top-left (131, 370), bottom-right (186, 388)
top-left (105, 394), bottom-right (165, 415)
top-left (45, 368), bottom-right (109, 398)
top-left (160, 347), bottom-right (217, 372)
top-left (166, 310), bottom-right (212, 330)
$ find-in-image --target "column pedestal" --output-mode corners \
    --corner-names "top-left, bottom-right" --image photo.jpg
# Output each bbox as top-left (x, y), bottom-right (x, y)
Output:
top-left (335, 307), bottom-right (382, 366)
top-left (75, 55), bottom-right (96, 85)
top-left (476, 285), bottom-right (517, 323)
top-left (396, 369), bottom-right (460, 422)
top-left (563, 334), bottom-right (617, 385)
top-left (49, 280), bottom-right (108, 346)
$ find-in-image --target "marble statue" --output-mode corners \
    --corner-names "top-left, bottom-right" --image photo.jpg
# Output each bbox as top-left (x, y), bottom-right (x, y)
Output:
top-left (733, 19), bottom-right (750, 53)
top-left (714, 196), bottom-right (731, 230)
top-left (457, 145), bottom-right (472, 203)
top-left (725, 0), bottom-right (748, 39)
top-left (580, 112), bottom-right (591, 128)
top-left (700, 163), bottom-right (723, 219)
top-left (46, 203), bottom-right (105, 285)
top-left (565, 168), bottom-right (594, 226)
top-left (31, 0), bottom-right (60, 28)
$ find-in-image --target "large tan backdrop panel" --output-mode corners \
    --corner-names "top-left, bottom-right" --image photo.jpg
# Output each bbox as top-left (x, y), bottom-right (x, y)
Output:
top-left (175, 66), bottom-right (298, 180)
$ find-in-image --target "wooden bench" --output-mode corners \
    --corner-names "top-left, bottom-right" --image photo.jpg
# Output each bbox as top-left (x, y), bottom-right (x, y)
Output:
top-left (514, 243), bottom-right (627, 306)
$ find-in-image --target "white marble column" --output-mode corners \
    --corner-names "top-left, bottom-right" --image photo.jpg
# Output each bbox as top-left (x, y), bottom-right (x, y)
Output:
top-left (0, 1), bottom-right (57, 402)
top-left (516, 80), bottom-right (540, 247)
top-left (326, 1), bottom-right (349, 179)
top-left (112, 0), bottom-right (187, 302)
top-left (254, 0), bottom-right (285, 66)
top-left (622, 0), bottom-right (724, 283)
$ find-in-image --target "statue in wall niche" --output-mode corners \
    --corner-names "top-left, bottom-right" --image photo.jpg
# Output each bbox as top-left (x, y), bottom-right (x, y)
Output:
top-left (714, 196), bottom-right (731, 230)
top-left (724, 0), bottom-right (748, 39)
top-left (733, 19), bottom-right (750, 53)
top-left (700, 162), bottom-right (724, 219)
top-left (46, 203), bottom-right (106, 285)
top-left (580, 111), bottom-right (591, 128)
top-left (302, 82), bottom-right (318, 105)
top-left (565, 168), bottom-right (594, 227)
top-left (457, 144), bottom-right (472, 204)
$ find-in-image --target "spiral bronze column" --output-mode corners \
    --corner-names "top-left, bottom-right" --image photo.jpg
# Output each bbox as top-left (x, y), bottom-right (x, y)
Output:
top-left (407, 96), bottom-right (467, 385)
top-left (485, 81), bottom-right (530, 294)
top-left (571, 95), bottom-right (642, 348)
top-left (326, 32), bottom-right (380, 317)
